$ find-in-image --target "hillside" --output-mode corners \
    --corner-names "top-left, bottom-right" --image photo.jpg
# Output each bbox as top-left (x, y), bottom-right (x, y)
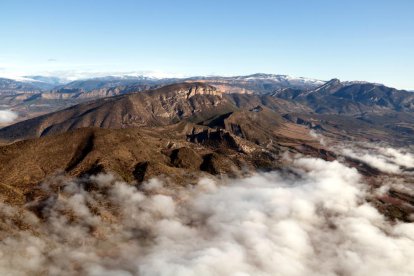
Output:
top-left (0, 82), bottom-right (310, 142)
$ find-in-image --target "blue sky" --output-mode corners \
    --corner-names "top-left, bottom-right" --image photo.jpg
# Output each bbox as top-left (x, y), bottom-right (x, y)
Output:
top-left (0, 0), bottom-right (413, 89)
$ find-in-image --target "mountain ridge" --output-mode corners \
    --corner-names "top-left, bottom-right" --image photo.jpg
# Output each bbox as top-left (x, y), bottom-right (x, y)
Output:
top-left (272, 78), bottom-right (414, 114)
top-left (0, 82), bottom-right (312, 142)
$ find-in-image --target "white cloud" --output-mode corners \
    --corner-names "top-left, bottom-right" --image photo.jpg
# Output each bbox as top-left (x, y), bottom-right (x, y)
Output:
top-left (0, 110), bottom-right (18, 124)
top-left (309, 129), bottom-right (326, 146)
top-left (0, 154), bottom-right (414, 275)
top-left (378, 147), bottom-right (414, 169)
top-left (340, 144), bottom-right (414, 174)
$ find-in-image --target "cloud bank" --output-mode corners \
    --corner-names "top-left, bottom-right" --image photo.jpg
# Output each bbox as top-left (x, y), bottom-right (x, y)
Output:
top-left (1, 155), bottom-right (414, 276)
top-left (0, 110), bottom-right (18, 124)
top-left (341, 144), bottom-right (414, 174)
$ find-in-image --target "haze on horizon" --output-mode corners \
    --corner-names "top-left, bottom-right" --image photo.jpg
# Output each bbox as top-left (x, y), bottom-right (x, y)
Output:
top-left (0, 0), bottom-right (413, 90)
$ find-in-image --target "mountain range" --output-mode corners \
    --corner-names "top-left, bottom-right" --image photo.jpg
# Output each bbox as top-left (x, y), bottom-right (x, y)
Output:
top-left (273, 78), bottom-right (414, 114)
top-left (0, 73), bottom-right (318, 124)
top-left (0, 74), bottom-right (414, 220)
top-left (1, 73), bottom-right (413, 143)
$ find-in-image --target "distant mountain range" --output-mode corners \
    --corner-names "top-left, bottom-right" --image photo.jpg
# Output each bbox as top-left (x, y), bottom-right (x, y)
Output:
top-left (272, 78), bottom-right (414, 114)
top-left (2, 79), bottom-right (414, 145)
top-left (1, 73), bottom-right (413, 136)
top-left (0, 73), bottom-right (324, 93)
top-left (0, 73), bottom-right (325, 123)
top-left (0, 82), bottom-right (310, 141)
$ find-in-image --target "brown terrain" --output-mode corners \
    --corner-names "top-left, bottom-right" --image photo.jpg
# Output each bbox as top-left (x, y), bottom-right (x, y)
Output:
top-left (0, 82), bottom-right (413, 224)
top-left (0, 83), bottom-right (310, 142)
top-left (0, 83), bottom-right (318, 201)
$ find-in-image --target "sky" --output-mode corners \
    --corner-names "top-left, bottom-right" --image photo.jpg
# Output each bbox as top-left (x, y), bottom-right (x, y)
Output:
top-left (0, 0), bottom-right (413, 89)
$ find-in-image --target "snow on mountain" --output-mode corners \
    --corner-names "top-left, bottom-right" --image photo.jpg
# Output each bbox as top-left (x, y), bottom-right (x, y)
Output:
top-left (238, 73), bottom-right (325, 86)
top-left (0, 71), bottom-right (185, 84)
top-left (343, 80), bottom-right (384, 86)
top-left (24, 76), bottom-right (68, 85)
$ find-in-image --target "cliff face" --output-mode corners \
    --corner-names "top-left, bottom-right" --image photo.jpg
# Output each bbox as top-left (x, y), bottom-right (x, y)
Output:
top-left (184, 83), bottom-right (223, 98)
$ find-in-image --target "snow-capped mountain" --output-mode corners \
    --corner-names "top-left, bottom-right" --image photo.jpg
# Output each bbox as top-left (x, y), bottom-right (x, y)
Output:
top-left (24, 76), bottom-right (68, 85)
top-left (234, 73), bottom-right (325, 86)
top-left (0, 72), bottom-right (407, 97)
top-left (11, 72), bottom-right (323, 93)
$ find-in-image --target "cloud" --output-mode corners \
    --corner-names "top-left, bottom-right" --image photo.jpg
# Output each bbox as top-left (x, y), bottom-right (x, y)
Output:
top-left (378, 147), bottom-right (414, 169)
top-left (0, 110), bottom-right (18, 124)
top-left (340, 144), bottom-right (414, 174)
top-left (0, 154), bottom-right (414, 275)
top-left (309, 129), bottom-right (326, 146)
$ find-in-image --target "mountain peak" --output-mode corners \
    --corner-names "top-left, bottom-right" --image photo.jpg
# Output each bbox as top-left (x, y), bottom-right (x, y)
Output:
top-left (313, 78), bottom-right (342, 91)
top-left (327, 78), bottom-right (341, 84)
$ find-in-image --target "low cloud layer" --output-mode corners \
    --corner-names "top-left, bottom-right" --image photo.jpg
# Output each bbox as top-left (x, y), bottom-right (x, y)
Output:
top-left (1, 155), bottom-right (414, 275)
top-left (341, 144), bottom-right (414, 174)
top-left (0, 109), bottom-right (18, 124)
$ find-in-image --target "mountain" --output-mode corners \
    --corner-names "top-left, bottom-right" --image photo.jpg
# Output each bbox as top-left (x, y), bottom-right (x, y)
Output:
top-left (0, 83), bottom-right (321, 205)
top-left (0, 76), bottom-right (69, 92)
top-left (46, 73), bottom-right (323, 98)
top-left (0, 77), bottom-right (42, 94)
top-left (23, 75), bottom-right (67, 90)
top-left (184, 73), bottom-right (324, 94)
top-left (52, 75), bottom-right (169, 91)
top-left (0, 73), bottom-right (321, 130)
top-left (0, 73), bottom-right (323, 94)
top-left (3, 74), bottom-right (414, 141)
top-left (0, 120), bottom-right (322, 205)
top-left (270, 79), bottom-right (414, 145)
top-left (3, 80), bottom-right (414, 146)
top-left (272, 78), bottom-right (414, 114)
top-left (0, 82), bottom-right (312, 142)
